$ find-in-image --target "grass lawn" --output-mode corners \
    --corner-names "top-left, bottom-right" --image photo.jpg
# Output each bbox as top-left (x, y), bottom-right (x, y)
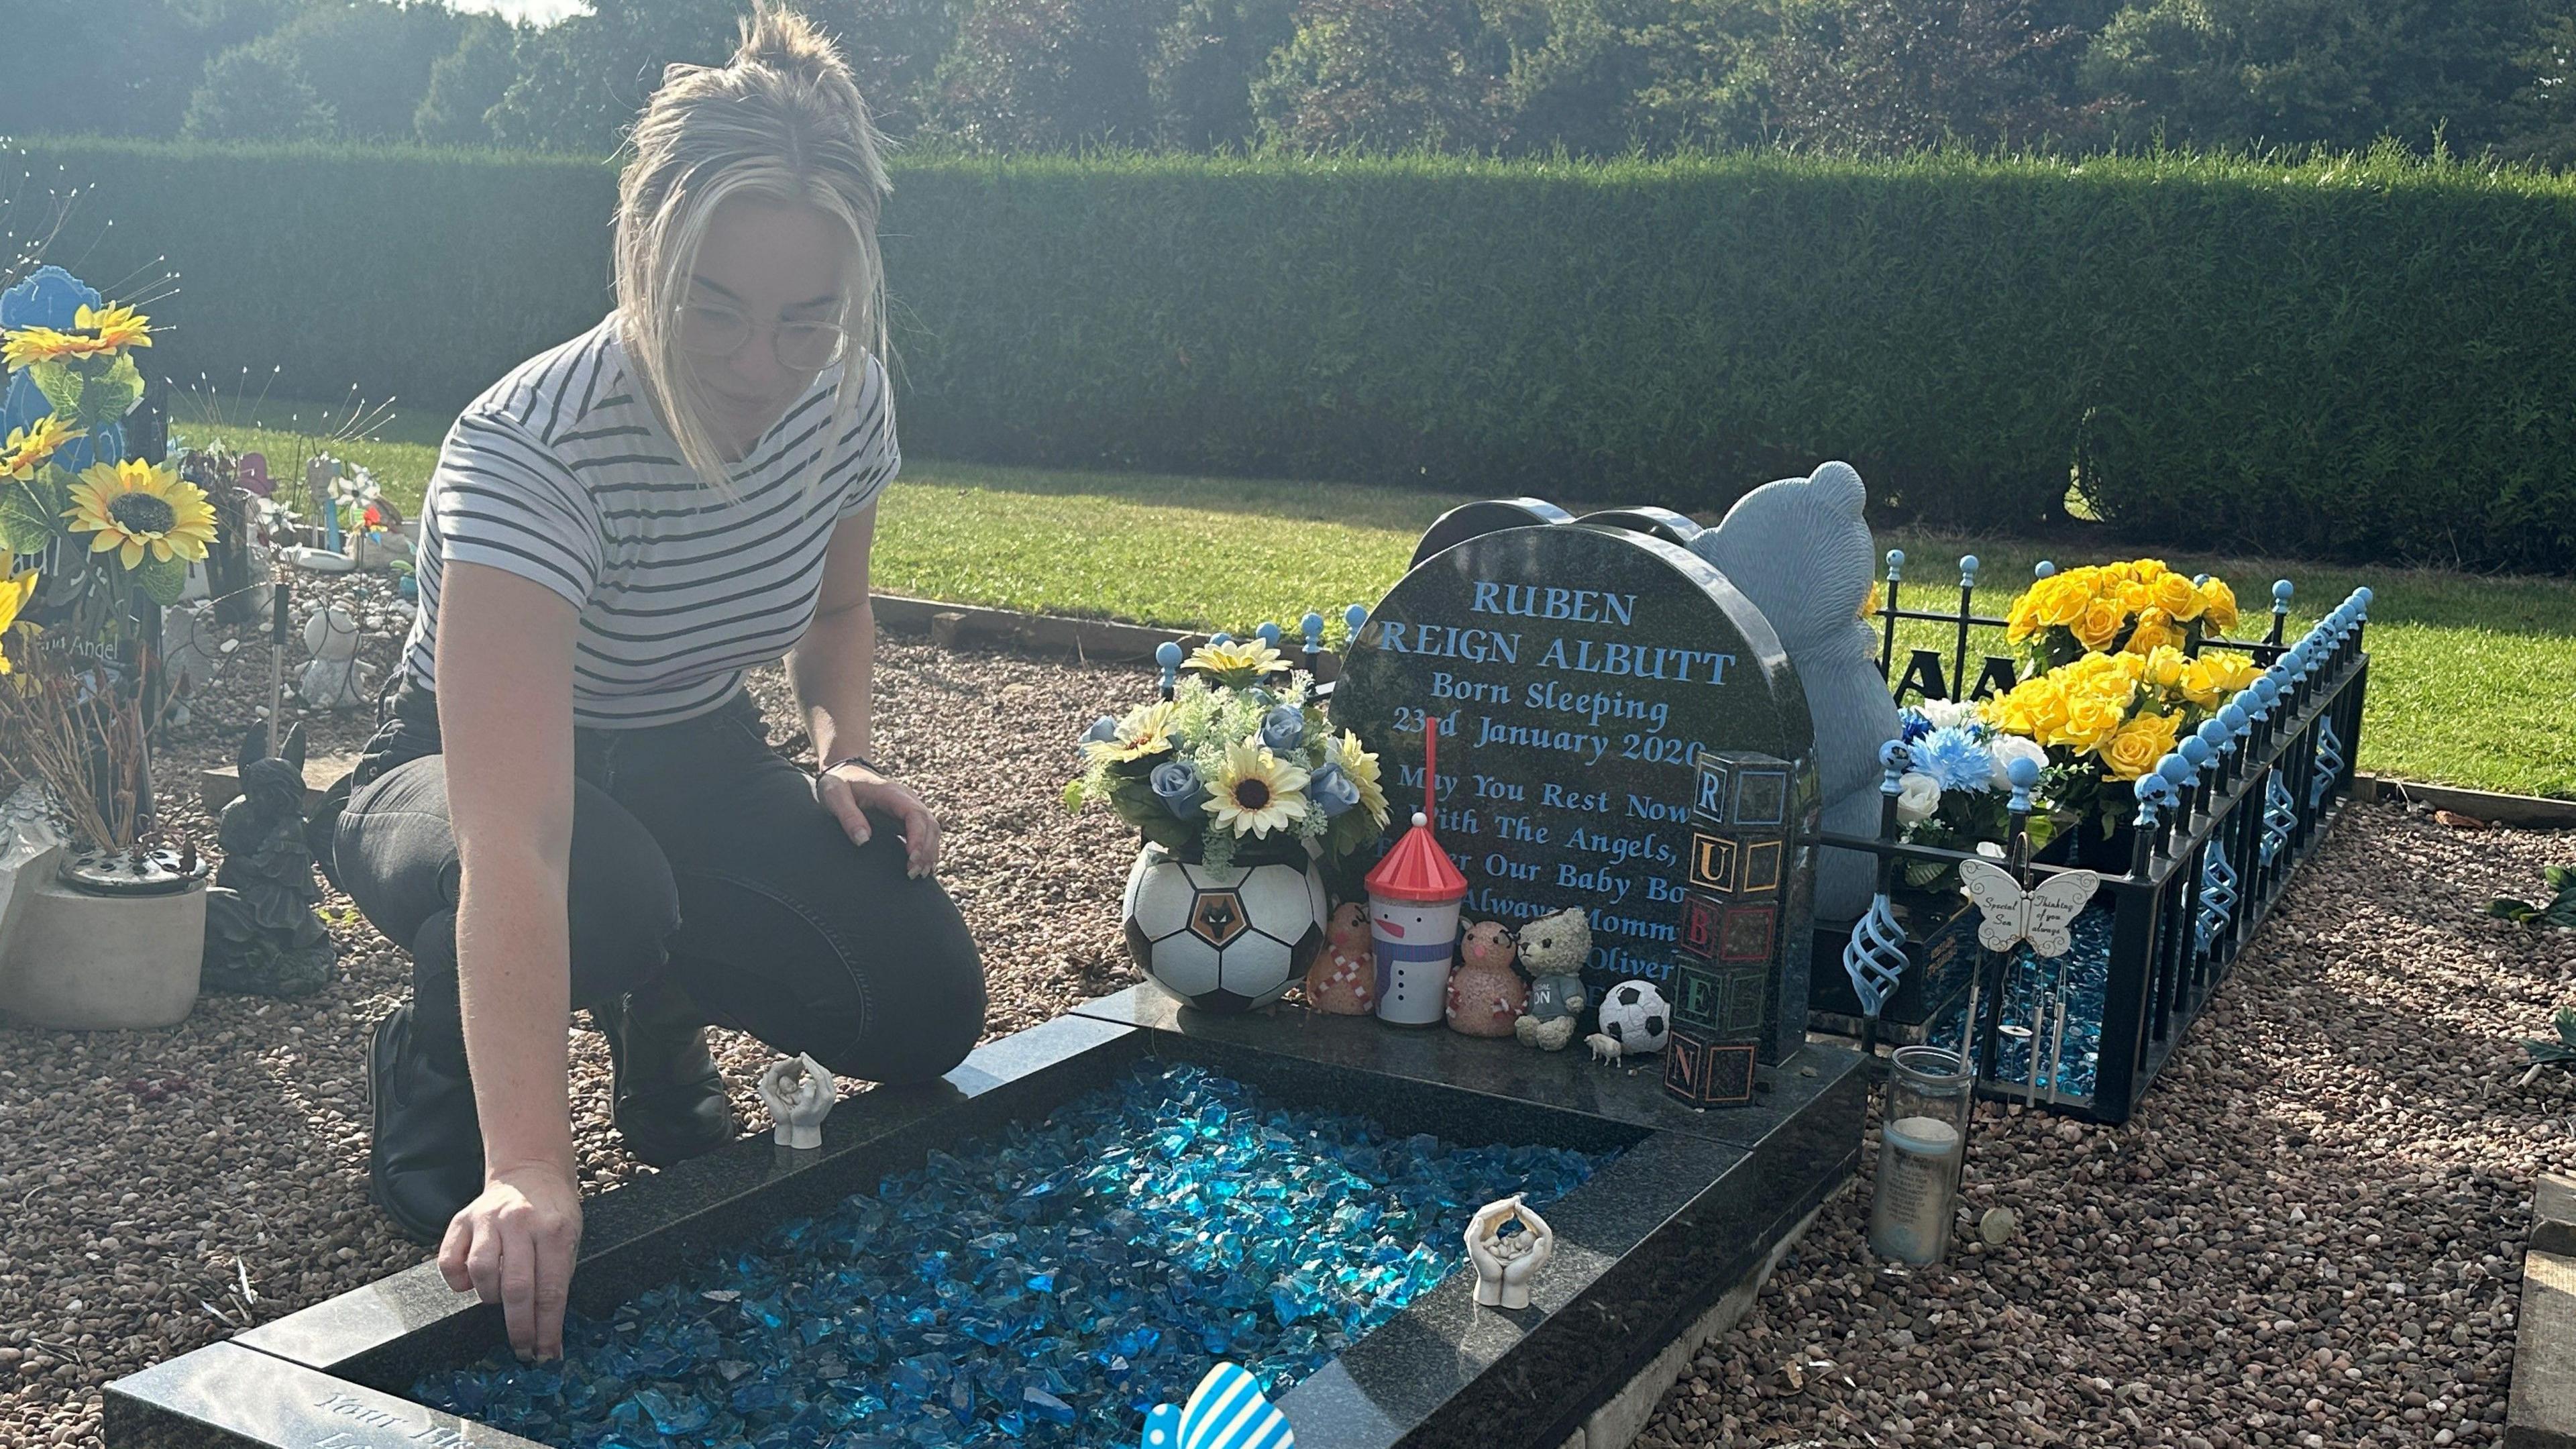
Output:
top-left (172, 396), bottom-right (2576, 800)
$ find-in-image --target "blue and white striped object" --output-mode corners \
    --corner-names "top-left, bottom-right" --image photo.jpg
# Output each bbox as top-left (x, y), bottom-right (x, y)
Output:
top-left (1141, 1362), bottom-right (1294, 1449)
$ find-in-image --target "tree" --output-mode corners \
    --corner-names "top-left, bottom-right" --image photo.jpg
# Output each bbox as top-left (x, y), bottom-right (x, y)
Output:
top-left (1149, 0), bottom-right (1302, 151)
top-left (415, 14), bottom-right (524, 145)
top-left (1, 0), bottom-right (299, 140)
top-left (1484, 0), bottom-right (1773, 156)
top-left (2083, 0), bottom-right (2560, 156)
top-left (487, 0), bottom-right (744, 155)
top-left (182, 42), bottom-right (337, 140)
top-left (925, 0), bottom-right (1165, 150)
top-left (249, 0), bottom-right (464, 143)
top-left (1768, 0), bottom-right (2097, 154)
top-left (1249, 0), bottom-right (1511, 151)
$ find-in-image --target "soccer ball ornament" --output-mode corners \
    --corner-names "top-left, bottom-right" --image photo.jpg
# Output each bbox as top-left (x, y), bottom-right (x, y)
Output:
top-left (1597, 980), bottom-right (1671, 1055)
top-left (1122, 845), bottom-right (1328, 1013)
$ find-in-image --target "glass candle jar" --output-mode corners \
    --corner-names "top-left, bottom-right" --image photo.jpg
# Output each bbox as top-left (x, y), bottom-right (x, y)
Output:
top-left (1866, 1045), bottom-right (1973, 1265)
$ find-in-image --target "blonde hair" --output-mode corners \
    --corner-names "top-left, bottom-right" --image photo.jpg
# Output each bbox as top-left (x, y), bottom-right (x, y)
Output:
top-left (614, 3), bottom-right (894, 488)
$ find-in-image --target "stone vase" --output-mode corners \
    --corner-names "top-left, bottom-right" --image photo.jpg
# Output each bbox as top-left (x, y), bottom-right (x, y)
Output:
top-left (0, 874), bottom-right (208, 1029)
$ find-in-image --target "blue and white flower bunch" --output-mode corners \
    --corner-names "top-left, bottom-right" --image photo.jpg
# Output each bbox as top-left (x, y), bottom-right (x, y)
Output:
top-left (1890, 700), bottom-right (2055, 879)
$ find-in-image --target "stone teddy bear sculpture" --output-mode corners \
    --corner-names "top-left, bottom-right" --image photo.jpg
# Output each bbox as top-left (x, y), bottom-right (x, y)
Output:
top-left (1687, 462), bottom-right (1901, 922)
top-left (297, 603), bottom-right (371, 711)
top-left (1511, 906), bottom-right (1593, 1051)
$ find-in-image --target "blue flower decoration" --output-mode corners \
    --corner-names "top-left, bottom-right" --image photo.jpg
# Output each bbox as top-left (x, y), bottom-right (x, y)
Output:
top-left (1310, 762), bottom-right (1361, 818)
top-left (1151, 759), bottom-right (1209, 818)
top-left (1075, 716), bottom-right (1119, 761)
top-left (1912, 727), bottom-right (1998, 794)
top-left (1259, 705), bottom-right (1305, 754)
top-left (0, 266), bottom-right (101, 332)
top-left (1896, 708), bottom-right (1935, 743)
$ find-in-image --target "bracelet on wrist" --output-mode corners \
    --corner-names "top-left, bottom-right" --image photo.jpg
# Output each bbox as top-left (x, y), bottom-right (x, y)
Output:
top-left (821, 752), bottom-right (888, 780)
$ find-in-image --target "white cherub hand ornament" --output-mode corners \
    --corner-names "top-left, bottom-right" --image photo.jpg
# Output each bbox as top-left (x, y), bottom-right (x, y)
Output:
top-left (756, 1052), bottom-right (835, 1149)
top-left (1464, 1193), bottom-right (1556, 1309)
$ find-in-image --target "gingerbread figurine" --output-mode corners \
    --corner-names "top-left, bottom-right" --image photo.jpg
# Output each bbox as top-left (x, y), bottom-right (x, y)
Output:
top-left (1303, 900), bottom-right (1378, 1015)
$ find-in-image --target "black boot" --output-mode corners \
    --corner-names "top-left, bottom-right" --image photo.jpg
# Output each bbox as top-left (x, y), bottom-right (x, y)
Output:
top-left (596, 976), bottom-right (738, 1169)
top-left (366, 1001), bottom-right (484, 1244)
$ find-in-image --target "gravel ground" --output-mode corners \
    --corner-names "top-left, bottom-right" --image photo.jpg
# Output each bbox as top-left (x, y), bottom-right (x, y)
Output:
top-left (1, 596), bottom-right (2570, 1449)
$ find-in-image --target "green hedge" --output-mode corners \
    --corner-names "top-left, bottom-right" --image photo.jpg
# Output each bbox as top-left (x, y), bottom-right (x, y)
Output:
top-left (20, 137), bottom-right (2576, 573)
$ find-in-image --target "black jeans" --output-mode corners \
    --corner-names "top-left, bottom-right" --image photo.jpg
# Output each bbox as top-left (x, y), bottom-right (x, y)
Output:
top-left (330, 681), bottom-right (986, 1083)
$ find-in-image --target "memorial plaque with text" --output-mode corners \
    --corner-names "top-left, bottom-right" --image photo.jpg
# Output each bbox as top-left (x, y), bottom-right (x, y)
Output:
top-left (1332, 525), bottom-right (1817, 1003)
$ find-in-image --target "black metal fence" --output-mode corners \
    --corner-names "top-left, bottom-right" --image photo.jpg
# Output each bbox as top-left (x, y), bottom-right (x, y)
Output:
top-left (1823, 552), bottom-right (2373, 1123)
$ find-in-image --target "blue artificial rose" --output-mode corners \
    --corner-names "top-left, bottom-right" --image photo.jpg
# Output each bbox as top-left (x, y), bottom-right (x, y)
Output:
top-left (1075, 715), bottom-right (1119, 761)
top-left (0, 266), bottom-right (101, 333)
top-left (1151, 759), bottom-right (1208, 817)
top-left (1309, 762), bottom-right (1361, 818)
top-left (1260, 705), bottom-right (1305, 753)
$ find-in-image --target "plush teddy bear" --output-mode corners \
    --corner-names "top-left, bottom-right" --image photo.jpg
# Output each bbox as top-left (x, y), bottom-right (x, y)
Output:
top-left (1445, 920), bottom-right (1527, 1037)
top-left (1302, 900), bottom-right (1378, 1015)
top-left (1511, 906), bottom-right (1593, 1051)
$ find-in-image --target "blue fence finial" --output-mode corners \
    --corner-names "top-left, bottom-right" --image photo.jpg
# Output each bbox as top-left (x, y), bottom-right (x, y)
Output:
top-left (2198, 718), bottom-right (2234, 755)
top-left (1884, 548), bottom-right (1905, 580)
top-left (2181, 733), bottom-right (2216, 768)
top-left (1157, 639), bottom-right (1183, 695)
top-left (1300, 612), bottom-right (1326, 655)
top-left (1210, 631), bottom-right (1234, 647)
top-left (1879, 740), bottom-right (1909, 790)
top-left (2223, 699), bottom-right (2254, 734)
top-left (1256, 621), bottom-right (1283, 648)
top-left (2157, 753), bottom-right (2195, 790)
top-left (2034, 559), bottom-right (2057, 579)
top-left (2271, 580), bottom-right (2294, 612)
top-left (2354, 586), bottom-right (2373, 618)
top-left (2006, 754), bottom-right (2039, 811)
top-left (1959, 554), bottom-right (1980, 588)
top-left (2133, 774), bottom-right (2174, 828)
top-left (1344, 603), bottom-right (1370, 635)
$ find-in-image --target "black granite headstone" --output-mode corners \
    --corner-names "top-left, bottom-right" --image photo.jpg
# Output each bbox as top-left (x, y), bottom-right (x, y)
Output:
top-left (1332, 525), bottom-right (1817, 1010)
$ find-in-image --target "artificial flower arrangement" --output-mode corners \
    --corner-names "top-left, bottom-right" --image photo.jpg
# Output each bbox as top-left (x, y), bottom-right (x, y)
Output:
top-left (1889, 699), bottom-right (2055, 883)
top-left (2006, 557), bottom-right (2241, 674)
top-left (0, 265), bottom-right (219, 863)
top-left (1986, 628), bottom-right (2261, 839)
top-left (1065, 639), bottom-right (1391, 869)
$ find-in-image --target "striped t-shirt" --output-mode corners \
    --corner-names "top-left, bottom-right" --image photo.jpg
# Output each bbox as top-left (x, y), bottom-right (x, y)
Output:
top-left (405, 314), bottom-right (898, 729)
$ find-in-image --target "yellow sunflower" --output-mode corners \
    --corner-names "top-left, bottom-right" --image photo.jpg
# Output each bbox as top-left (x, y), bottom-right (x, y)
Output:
top-left (1184, 638), bottom-right (1285, 688)
top-left (1328, 729), bottom-right (1389, 827)
top-left (0, 559), bottom-right (36, 674)
top-left (74, 304), bottom-right (152, 353)
top-left (0, 304), bottom-right (151, 372)
top-left (66, 460), bottom-right (217, 569)
top-left (1083, 700), bottom-right (1179, 765)
top-left (1, 416), bottom-right (76, 481)
top-left (1204, 737), bottom-right (1310, 838)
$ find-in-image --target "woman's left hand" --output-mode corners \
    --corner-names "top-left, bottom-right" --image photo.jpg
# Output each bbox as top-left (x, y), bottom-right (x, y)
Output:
top-left (816, 765), bottom-right (942, 878)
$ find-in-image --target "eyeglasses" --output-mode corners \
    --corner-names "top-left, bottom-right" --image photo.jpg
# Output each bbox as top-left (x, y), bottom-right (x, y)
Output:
top-left (679, 302), bottom-right (848, 372)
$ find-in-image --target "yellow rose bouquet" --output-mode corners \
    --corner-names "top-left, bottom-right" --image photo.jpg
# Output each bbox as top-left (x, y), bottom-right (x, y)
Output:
top-left (1987, 643), bottom-right (2258, 841)
top-left (2004, 559), bottom-right (2242, 676)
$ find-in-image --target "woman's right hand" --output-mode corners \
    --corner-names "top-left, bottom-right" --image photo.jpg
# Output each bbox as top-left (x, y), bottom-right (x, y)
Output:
top-left (441, 1161), bottom-right (583, 1360)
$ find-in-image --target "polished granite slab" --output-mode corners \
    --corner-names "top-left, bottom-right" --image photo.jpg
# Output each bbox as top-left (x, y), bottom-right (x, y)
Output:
top-left (111, 992), bottom-right (1863, 1449)
top-left (1071, 984), bottom-right (1866, 1151)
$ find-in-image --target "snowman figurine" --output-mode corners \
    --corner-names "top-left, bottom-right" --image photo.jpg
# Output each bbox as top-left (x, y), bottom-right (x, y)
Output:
top-left (1365, 718), bottom-right (1468, 1027)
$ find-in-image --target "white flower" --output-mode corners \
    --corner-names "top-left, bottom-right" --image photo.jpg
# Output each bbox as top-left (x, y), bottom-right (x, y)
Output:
top-left (1919, 698), bottom-right (1982, 731)
top-left (1896, 771), bottom-right (1942, 824)
top-left (1988, 734), bottom-right (2051, 790)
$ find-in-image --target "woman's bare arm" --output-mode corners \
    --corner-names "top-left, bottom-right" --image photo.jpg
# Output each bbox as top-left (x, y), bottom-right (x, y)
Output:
top-left (431, 559), bottom-right (585, 1358)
